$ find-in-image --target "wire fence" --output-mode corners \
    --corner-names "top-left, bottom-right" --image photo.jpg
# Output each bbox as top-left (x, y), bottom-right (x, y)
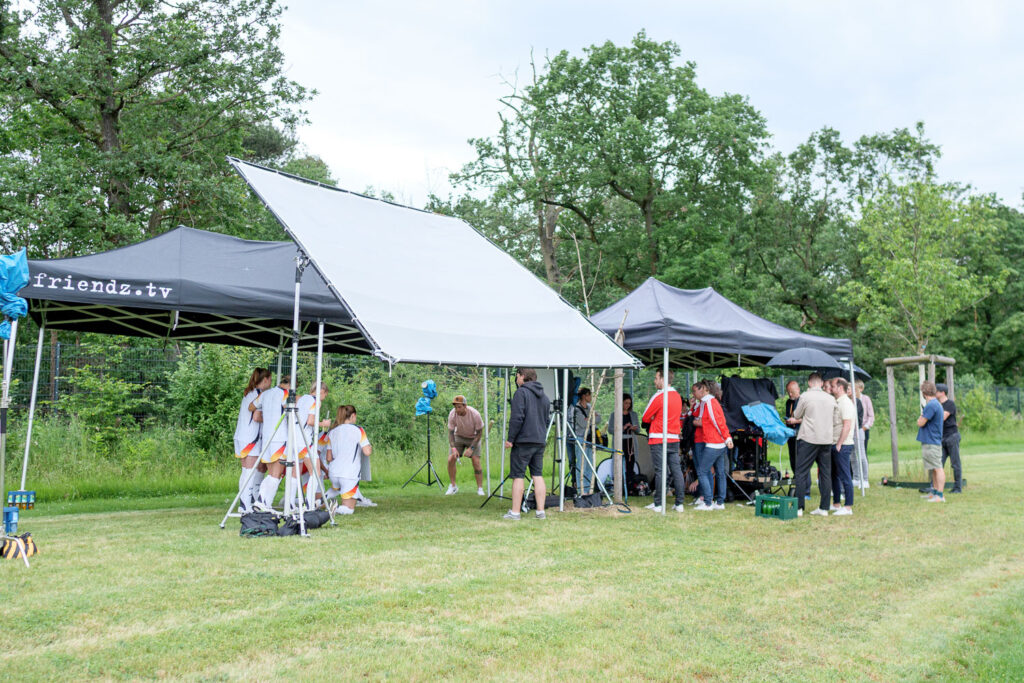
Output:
top-left (6, 342), bottom-right (1024, 420)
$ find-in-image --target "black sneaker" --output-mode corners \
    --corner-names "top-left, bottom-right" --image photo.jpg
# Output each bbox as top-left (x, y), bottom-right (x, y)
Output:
top-left (918, 486), bottom-right (932, 494)
top-left (950, 487), bottom-right (963, 494)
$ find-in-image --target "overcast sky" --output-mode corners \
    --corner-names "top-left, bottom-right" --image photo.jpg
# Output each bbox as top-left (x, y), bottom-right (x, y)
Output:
top-left (277, 1), bottom-right (1023, 208)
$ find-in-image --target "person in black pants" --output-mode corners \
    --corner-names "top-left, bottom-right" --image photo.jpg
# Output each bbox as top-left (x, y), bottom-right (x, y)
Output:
top-left (936, 383), bottom-right (962, 493)
top-left (503, 368), bottom-right (552, 520)
top-left (792, 373), bottom-right (837, 517)
top-left (784, 380), bottom-right (801, 477)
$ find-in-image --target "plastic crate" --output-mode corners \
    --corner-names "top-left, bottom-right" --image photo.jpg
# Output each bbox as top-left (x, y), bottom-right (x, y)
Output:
top-left (755, 494), bottom-right (798, 521)
top-left (6, 490), bottom-right (35, 510)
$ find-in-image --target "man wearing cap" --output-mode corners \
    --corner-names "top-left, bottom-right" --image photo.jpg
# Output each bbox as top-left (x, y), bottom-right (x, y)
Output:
top-left (936, 383), bottom-right (962, 494)
top-left (446, 395), bottom-right (485, 495)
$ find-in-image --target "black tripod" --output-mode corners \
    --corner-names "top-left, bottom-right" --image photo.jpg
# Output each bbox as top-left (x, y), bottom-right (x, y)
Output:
top-left (403, 411), bottom-right (444, 491)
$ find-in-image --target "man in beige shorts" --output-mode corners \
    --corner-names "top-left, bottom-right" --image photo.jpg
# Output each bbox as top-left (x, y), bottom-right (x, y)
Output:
top-left (446, 395), bottom-right (485, 495)
top-left (916, 381), bottom-right (945, 503)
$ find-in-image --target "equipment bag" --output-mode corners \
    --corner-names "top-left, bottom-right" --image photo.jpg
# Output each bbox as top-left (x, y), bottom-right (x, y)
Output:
top-left (302, 509), bottom-right (331, 529)
top-left (525, 493), bottom-right (561, 509)
top-left (573, 492), bottom-right (604, 509)
top-left (1, 533), bottom-right (36, 558)
top-left (239, 512), bottom-right (279, 537)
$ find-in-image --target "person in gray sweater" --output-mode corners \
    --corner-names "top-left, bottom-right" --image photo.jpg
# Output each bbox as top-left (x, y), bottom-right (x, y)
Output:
top-left (503, 368), bottom-right (551, 520)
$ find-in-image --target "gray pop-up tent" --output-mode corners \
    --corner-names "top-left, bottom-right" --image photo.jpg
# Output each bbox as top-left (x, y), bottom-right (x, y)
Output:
top-left (590, 277), bottom-right (856, 509)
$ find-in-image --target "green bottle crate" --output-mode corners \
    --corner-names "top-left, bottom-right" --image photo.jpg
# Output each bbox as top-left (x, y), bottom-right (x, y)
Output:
top-left (755, 494), bottom-right (798, 521)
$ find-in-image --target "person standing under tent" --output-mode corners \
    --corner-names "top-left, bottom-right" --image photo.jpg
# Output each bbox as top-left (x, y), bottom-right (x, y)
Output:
top-left (829, 378), bottom-right (856, 516)
top-left (692, 380), bottom-right (733, 512)
top-left (503, 368), bottom-right (551, 521)
top-left (569, 387), bottom-right (596, 493)
top-left (642, 369), bottom-right (685, 513)
top-left (792, 372), bottom-right (838, 517)
top-left (918, 381), bottom-right (946, 502)
top-left (445, 395), bottom-right (485, 496)
top-left (292, 382), bottom-right (331, 507)
top-left (234, 368), bottom-right (271, 513)
top-left (325, 405), bottom-right (372, 515)
top-left (935, 383), bottom-right (962, 494)
top-left (784, 380), bottom-right (802, 478)
top-left (853, 380), bottom-right (874, 487)
top-left (253, 375), bottom-right (291, 511)
top-left (607, 393), bottom-right (640, 477)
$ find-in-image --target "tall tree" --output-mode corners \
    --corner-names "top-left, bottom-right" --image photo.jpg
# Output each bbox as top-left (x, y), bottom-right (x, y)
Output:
top-left (844, 181), bottom-right (1005, 355)
top-left (0, 0), bottom-right (309, 255)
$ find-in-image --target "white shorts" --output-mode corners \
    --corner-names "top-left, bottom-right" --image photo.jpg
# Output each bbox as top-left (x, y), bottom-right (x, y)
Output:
top-left (234, 436), bottom-right (259, 459)
top-left (261, 440), bottom-right (287, 464)
top-left (329, 476), bottom-right (359, 499)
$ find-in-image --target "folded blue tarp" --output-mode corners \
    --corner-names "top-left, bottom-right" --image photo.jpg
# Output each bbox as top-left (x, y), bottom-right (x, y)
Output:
top-left (741, 402), bottom-right (795, 446)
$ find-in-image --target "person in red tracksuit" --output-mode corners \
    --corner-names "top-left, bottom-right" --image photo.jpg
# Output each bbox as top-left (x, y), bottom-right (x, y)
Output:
top-left (642, 368), bottom-right (685, 512)
top-left (692, 380), bottom-right (734, 511)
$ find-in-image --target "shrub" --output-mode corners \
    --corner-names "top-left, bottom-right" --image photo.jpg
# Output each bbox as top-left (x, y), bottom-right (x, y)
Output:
top-left (961, 385), bottom-right (1004, 433)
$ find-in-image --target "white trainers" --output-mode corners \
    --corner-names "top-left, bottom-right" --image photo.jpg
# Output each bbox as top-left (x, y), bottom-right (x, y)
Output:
top-left (645, 504), bottom-right (663, 512)
top-left (810, 508), bottom-right (829, 516)
top-left (336, 506), bottom-right (354, 515)
top-left (797, 509), bottom-right (803, 517)
top-left (692, 498), bottom-right (704, 506)
top-left (712, 502), bottom-right (725, 511)
top-left (672, 504), bottom-right (686, 512)
top-left (445, 484), bottom-right (458, 495)
top-left (252, 501), bottom-right (273, 513)
top-left (926, 495), bottom-right (945, 503)
top-left (477, 487), bottom-right (485, 496)
top-left (694, 502), bottom-right (714, 511)
top-left (503, 510), bottom-right (521, 520)
top-left (356, 496), bottom-right (377, 507)
top-left (833, 507), bottom-right (853, 516)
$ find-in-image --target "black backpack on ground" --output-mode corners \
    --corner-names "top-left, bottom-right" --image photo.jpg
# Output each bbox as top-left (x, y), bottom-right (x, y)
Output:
top-left (277, 509), bottom-right (333, 536)
top-left (573, 492), bottom-right (604, 508)
top-left (239, 512), bottom-right (278, 537)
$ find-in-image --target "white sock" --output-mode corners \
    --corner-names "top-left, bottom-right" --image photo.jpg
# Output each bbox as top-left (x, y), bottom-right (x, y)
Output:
top-left (238, 467), bottom-right (255, 512)
top-left (258, 476), bottom-right (281, 507)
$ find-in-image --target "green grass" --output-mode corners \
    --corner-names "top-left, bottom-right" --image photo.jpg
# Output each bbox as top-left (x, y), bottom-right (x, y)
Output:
top-left (2, 449), bottom-right (1023, 680)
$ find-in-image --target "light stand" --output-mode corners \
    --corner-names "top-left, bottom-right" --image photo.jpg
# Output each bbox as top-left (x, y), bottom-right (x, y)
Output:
top-left (2, 319), bottom-right (30, 567)
top-left (403, 410), bottom-right (445, 491)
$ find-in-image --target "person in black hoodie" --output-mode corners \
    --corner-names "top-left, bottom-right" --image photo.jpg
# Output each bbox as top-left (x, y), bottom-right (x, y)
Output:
top-left (503, 368), bottom-right (552, 520)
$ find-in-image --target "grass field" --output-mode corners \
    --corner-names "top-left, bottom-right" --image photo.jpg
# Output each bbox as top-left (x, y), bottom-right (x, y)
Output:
top-left (2, 449), bottom-right (1023, 681)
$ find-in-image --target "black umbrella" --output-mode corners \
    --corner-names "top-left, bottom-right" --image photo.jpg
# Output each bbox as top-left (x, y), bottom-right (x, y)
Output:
top-left (766, 347), bottom-right (842, 371)
top-left (823, 363), bottom-right (872, 381)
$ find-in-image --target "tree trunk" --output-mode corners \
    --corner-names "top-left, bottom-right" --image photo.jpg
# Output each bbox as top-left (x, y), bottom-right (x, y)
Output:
top-left (536, 202), bottom-right (562, 284)
top-left (95, 0), bottom-right (130, 229)
top-left (644, 200), bottom-right (657, 275)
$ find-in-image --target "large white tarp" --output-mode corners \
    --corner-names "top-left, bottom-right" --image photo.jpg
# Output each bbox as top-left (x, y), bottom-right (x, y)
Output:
top-left (231, 159), bottom-right (640, 368)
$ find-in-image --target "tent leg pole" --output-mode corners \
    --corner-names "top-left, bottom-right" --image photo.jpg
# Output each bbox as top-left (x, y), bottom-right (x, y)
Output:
top-left (849, 354), bottom-right (865, 497)
top-left (483, 368), bottom-right (490, 494)
top-left (20, 325), bottom-right (44, 490)
top-left (0, 319), bottom-right (19, 513)
top-left (288, 256), bottom-right (307, 535)
top-left (500, 368), bottom-right (508, 498)
top-left (662, 347), bottom-right (668, 515)
top-left (308, 322), bottom-right (325, 510)
top-left (560, 368), bottom-right (568, 512)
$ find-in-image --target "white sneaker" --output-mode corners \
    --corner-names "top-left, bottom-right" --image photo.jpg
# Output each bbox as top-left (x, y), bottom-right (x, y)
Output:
top-left (356, 496), bottom-right (377, 507)
top-left (810, 508), bottom-right (829, 516)
top-left (503, 511), bottom-right (521, 520)
top-left (477, 487), bottom-right (485, 496)
top-left (692, 498), bottom-right (704, 506)
top-left (252, 501), bottom-right (273, 513)
top-left (336, 506), bottom-right (354, 515)
top-left (694, 502), bottom-right (714, 511)
top-left (712, 502), bottom-right (725, 510)
top-left (833, 507), bottom-right (853, 516)
top-left (672, 504), bottom-right (686, 512)
top-left (797, 509), bottom-right (803, 517)
top-left (445, 484), bottom-right (458, 495)
top-left (646, 504), bottom-right (663, 512)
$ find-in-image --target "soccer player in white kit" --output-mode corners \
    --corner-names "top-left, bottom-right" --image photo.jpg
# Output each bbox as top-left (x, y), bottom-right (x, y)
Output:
top-left (234, 368), bottom-right (271, 513)
top-left (290, 382), bottom-right (331, 508)
top-left (253, 375), bottom-right (291, 510)
top-left (325, 405), bottom-right (372, 515)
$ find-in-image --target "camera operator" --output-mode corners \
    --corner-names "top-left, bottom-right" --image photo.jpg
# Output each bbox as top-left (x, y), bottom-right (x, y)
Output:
top-left (503, 368), bottom-right (551, 520)
top-left (446, 395), bottom-right (485, 496)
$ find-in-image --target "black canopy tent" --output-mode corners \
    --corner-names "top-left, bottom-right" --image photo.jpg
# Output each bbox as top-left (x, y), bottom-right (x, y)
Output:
top-left (23, 226), bottom-right (372, 355)
top-left (590, 277), bottom-right (857, 507)
top-left (590, 277), bottom-right (852, 368)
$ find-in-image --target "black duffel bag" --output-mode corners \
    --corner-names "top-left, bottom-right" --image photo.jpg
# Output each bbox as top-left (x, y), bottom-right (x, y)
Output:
top-left (573, 492), bottom-right (604, 509)
top-left (240, 512), bottom-right (278, 537)
top-left (277, 509), bottom-right (332, 536)
top-left (525, 492), bottom-right (561, 509)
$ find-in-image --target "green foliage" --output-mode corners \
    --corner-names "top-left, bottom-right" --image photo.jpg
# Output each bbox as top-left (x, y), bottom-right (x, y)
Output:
top-left (59, 341), bottom-right (161, 448)
top-left (0, 0), bottom-right (310, 253)
top-left (961, 386), bottom-right (1004, 433)
top-left (845, 181), bottom-right (1005, 355)
top-left (167, 344), bottom-right (273, 451)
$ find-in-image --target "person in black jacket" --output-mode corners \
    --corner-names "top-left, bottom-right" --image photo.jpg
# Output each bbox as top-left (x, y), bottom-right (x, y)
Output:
top-left (503, 368), bottom-right (552, 520)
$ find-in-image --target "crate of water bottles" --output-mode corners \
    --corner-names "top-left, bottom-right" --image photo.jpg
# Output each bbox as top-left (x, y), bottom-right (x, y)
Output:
top-left (755, 493), bottom-right (798, 521)
top-left (6, 490), bottom-right (35, 510)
